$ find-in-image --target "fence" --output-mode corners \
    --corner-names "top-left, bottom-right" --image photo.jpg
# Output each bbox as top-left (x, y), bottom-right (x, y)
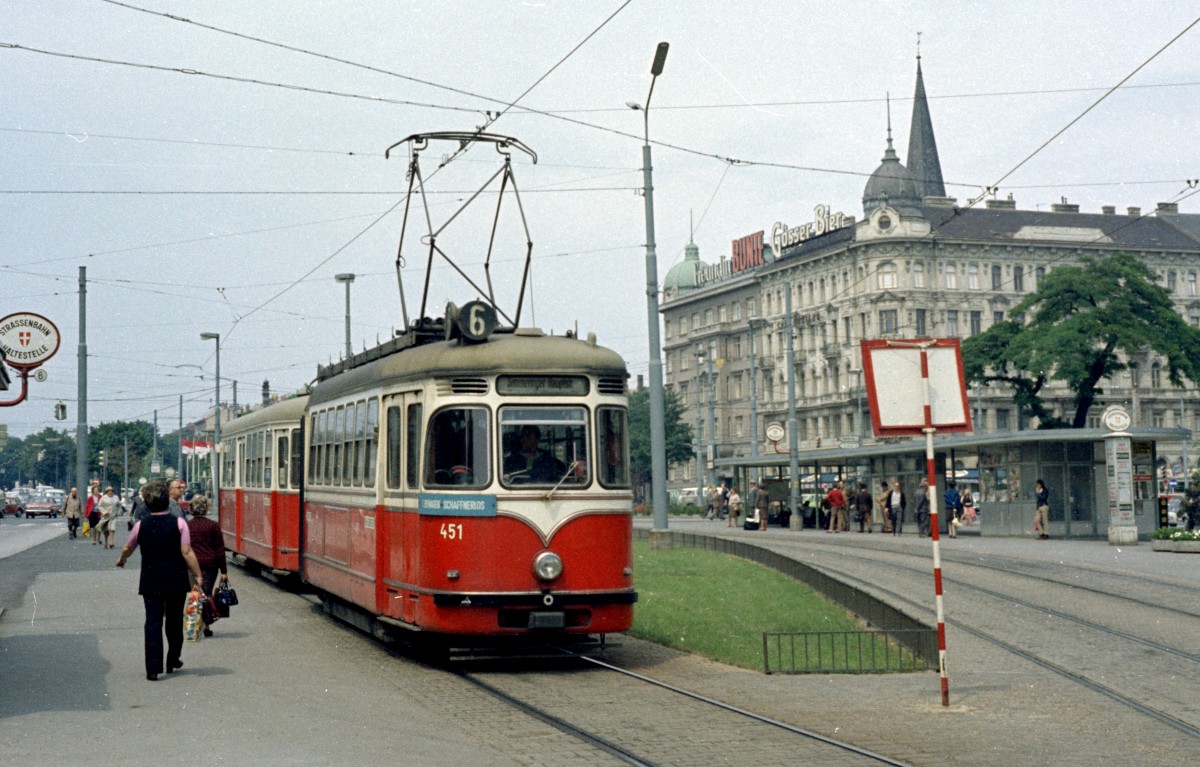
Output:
top-left (762, 629), bottom-right (938, 674)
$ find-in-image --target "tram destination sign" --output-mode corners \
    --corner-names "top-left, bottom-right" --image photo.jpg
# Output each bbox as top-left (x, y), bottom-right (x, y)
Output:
top-left (0, 312), bottom-right (61, 369)
top-left (497, 375), bottom-right (589, 396)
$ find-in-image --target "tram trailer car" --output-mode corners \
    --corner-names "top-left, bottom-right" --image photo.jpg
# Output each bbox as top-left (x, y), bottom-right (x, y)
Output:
top-left (219, 326), bottom-right (636, 640)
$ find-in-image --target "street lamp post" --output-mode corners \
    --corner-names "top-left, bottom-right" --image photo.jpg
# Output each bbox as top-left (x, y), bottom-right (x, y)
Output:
top-left (335, 273), bottom-right (356, 359)
top-left (630, 42), bottom-right (671, 538)
top-left (200, 332), bottom-right (221, 515)
top-left (694, 346), bottom-right (705, 508)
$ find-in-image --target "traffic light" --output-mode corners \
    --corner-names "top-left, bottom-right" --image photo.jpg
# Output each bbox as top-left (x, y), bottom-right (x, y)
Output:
top-left (0, 349), bottom-right (9, 392)
top-left (54, 402), bottom-right (67, 420)
top-left (98, 449), bottom-right (106, 468)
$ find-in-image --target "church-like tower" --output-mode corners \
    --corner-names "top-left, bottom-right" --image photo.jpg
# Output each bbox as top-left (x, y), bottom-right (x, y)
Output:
top-left (906, 54), bottom-right (945, 200)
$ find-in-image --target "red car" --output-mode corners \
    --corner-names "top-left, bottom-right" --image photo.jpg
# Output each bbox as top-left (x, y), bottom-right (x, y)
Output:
top-left (23, 494), bottom-right (60, 518)
top-left (3, 493), bottom-right (24, 518)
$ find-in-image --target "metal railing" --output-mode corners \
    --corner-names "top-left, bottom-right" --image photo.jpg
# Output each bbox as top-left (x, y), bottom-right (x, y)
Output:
top-left (762, 629), bottom-right (937, 674)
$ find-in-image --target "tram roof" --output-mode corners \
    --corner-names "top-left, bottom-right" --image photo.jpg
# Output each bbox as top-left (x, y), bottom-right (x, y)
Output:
top-left (308, 329), bottom-right (627, 408)
top-left (223, 393), bottom-right (310, 436)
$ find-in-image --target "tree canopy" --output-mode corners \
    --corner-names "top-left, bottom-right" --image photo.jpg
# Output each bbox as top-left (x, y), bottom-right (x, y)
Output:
top-left (962, 252), bottom-right (1200, 428)
top-left (628, 387), bottom-right (694, 495)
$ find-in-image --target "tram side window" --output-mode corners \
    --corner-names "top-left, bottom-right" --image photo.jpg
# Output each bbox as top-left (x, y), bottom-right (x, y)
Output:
top-left (308, 414), bottom-right (318, 484)
top-left (500, 406), bottom-right (588, 487)
top-left (406, 403), bottom-right (422, 488)
top-left (352, 401), bottom-right (367, 487)
top-left (321, 409), bottom-right (333, 485)
top-left (597, 406), bottom-right (630, 488)
top-left (275, 435), bottom-right (287, 490)
top-left (364, 399), bottom-right (379, 486)
top-left (344, 401), bottom-right (358, 486)
top-left (332, 406), bottom-right (345, 485)
top-left (386, 406), bottom-right (402, 489)
top-left (290, 427), bottom-right (303, 489)
top-left (425, 406), bottom-right (489, 488)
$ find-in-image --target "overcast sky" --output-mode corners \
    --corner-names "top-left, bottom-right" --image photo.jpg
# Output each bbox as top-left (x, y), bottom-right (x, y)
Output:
top-left (3, 1), bottom-right (1199, 439)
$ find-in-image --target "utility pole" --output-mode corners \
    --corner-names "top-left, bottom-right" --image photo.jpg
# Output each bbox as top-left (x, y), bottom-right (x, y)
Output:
top-left (694, 347), bottom-right (704, 505)
top-left (76, 266), bottom-right (89, 495)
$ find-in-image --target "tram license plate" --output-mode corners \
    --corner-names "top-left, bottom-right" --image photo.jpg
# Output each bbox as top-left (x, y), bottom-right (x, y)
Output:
top-left (528, 611), bottom-right (565, 629)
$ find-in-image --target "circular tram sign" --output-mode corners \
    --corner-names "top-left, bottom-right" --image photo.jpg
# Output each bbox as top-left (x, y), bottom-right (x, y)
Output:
top-left (0, 312), bottom-right (61, 369)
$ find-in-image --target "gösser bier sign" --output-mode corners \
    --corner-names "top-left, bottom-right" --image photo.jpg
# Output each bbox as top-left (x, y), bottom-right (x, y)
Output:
top-left (0, 312), bottom-right (61, 369)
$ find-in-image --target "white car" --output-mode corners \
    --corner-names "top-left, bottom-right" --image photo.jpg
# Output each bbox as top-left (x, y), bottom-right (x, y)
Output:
top-left (677, 488), bottom-right (700, 507)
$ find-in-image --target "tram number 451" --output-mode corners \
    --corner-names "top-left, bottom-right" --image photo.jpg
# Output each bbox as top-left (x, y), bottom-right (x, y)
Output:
top-left (439, 523), bottom-right (464, 540)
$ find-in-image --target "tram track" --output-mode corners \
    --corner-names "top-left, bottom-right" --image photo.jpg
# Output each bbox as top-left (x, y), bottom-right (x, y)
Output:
top-left (459, 649), bottom-right (914, 767)
top-left (797, 542), bottom-right (1200, 662)
top-left (789, 548), bottom-right (1200, 741)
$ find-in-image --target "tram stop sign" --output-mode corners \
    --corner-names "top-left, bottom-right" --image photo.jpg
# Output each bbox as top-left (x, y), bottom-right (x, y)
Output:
top-left (860, 338), bottom-right (972, 436)
top-left (0, 312), bottom-right (62, 370)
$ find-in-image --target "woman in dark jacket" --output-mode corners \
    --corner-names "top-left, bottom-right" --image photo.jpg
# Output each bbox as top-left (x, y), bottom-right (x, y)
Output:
top-left (115, 480), bottom-right (204, 681)
top-left (186, 495), bottom-right (228, 637)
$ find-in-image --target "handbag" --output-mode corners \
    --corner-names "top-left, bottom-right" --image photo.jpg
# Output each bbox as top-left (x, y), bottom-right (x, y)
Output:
top-left (201, 593), bottom-right (220, 626)
top-left (215, 577), bottom-right (239, 610)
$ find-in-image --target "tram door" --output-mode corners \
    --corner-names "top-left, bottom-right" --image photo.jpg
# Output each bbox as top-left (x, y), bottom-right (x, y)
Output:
top-left (381, 391), bottom-right (423, 622)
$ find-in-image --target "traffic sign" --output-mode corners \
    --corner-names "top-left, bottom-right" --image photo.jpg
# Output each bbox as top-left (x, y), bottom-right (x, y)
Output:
top-left (0, 312), bottom-right (61, 369)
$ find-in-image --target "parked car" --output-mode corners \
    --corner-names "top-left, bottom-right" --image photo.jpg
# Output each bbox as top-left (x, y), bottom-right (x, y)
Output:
top-left (4, 493), bottom-right (25, 518)
top-left (23, 494), bottom-right (61, 518)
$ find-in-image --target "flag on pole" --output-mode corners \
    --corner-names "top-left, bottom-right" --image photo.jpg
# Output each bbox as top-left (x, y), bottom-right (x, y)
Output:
top-left (194, 440), bottom-right (212, 457)
top-left (181, 439), bottom-right (194, 455)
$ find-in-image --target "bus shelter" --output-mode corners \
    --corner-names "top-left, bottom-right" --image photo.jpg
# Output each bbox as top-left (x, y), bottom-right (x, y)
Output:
top-left (715, 428), bottom-right (1187, 540)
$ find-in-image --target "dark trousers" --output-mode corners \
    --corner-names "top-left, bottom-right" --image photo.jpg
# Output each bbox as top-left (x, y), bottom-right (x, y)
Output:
top-left (143, 591), bottom-right (186, 675)
top-left (67, 518), bottom-right (80, 538)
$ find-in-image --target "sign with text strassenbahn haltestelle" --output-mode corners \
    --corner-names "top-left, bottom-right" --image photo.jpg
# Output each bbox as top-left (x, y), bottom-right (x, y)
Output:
top-left (0, 312), bottom-right (61, 369)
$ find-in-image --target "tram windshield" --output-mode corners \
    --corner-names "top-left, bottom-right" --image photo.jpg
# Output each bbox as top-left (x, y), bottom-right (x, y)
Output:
top-left (425, 406), bottom-right (490, 488)
top-left (597, 406), bottom-right (630, 488)
top-left (501, 406), bottom-right (588, 487)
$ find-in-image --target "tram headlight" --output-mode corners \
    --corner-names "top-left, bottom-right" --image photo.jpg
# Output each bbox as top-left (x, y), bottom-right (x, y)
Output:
top-left (533, 551), bottom-right (564, 582)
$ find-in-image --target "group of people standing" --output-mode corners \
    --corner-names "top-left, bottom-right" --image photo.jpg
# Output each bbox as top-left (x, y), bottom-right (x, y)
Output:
top-left (704, 481), bottom-right (772, 531)
top-left (61, 485), bottom-right (123, 547)
top-left (822, 477), bottom-right (954, 538)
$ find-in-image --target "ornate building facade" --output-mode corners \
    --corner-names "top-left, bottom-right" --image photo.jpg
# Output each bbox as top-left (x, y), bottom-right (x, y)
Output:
top-left (661, 59), bottom-right (1200, 493)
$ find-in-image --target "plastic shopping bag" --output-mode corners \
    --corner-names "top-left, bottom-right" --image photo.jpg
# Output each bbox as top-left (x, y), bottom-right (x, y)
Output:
top-left (184, 588), bottom-right (203, 642)
top-left (81, 520), bottom-right (91, 537)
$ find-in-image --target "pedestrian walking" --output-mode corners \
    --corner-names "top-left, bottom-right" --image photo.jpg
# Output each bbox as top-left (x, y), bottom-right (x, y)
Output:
top-left (727, 487), bottom-right (742, 528)
top-left (63, 487), bottom-right (82, 539)
top-left (168, 478), bottom-right (187, 519)
top-left (755, 482), bottom-right (770, 531)
top-left (876, 480), bottom-right (892, 533)
top-left (944, 480), bottom-right (963, 538)
top-left (915, 477), bottom-right (931, 537)
top-left (97, 486), bottom-right (120, 549)
top-left (960, 488), bottom-right (977, 526)
top-left (888, 480), bottom-right (907, 535)
top-left (86, 485), bottom-right (103, 545)
top-left (1033, 479), bottom-right (1051, 539)
top-left (825, 482), bottom-right (847, 533)
top-left (115, 479), bottom-right (204, 681)
top-left (185, 495), bottom-right (228, 638)
top-left (854, 484), bottom-right (873, 533)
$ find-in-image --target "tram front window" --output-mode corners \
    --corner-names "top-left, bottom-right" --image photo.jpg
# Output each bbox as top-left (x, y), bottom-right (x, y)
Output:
top-left (501, 406), bottom-right (588, 487)
top-left (425, 407), bottom-right (490, 488)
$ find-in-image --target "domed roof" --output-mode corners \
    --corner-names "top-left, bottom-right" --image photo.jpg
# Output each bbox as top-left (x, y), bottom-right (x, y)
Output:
top-left (663, 236), bottom-right (707, 295)
top-left (863, 137), bottom-right (921, 216)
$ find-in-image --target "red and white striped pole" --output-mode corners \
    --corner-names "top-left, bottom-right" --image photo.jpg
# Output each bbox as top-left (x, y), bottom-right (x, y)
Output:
top-left (920, 347), bottom-right (950, 707)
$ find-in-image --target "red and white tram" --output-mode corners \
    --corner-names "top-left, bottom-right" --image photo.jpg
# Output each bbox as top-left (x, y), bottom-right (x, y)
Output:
top-left (218, 318), bottom-right (636, 640)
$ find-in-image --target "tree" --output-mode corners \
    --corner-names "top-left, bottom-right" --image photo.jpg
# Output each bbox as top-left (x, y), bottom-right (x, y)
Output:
top-left (628, 387), bottom-right (694, 498)
top-left (963, 252), bottom-right (1200, 428)
top-left (90, 420), bottom-right (155, 483)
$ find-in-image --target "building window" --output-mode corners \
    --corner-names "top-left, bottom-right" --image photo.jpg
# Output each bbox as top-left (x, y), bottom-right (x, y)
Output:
top-left (970, 311), bottom-right (982, 336)
top-left (946, 310), bottom-right (959, 336)
top-left (1035, 266), bottom-right (1045, 286)
top-left (1191, 315), bottom-right (1200, 328)
top-left (842, 317), bottom-right (851, 342)
top-left (968, 264), bottom-right (979, 290)
top-left (704, 308), bottom-right (713, 326)
top-left (991, 265), bottom-right (1002, 290)
top-left (747, 298), bottom-right (757, 317)
top-left (913, 262), bottom-right (925, 288)
top-left (1189, 272), bottom-right (1197, 296)
top-left (1013, 266), bottom-right (1024, 292)
top-left (692, 312), bottom-right (700, 330)
top-left (996, 409), bottom-right (1010, 431)
top-left (945, 264), bottom-right (957, 289)
top-left (1152, 364), bottom-right (1162, 388)
top-left (878, 261), bottom-right (898, 289)
top-left (731, 336), bottom-right (742, 358)
top-left (718, 305), bottom-right (727, 323)
top-left (915, 308), bottom-right (927, 336)
top-left (1168, 271), bottom-right (1177, 292)
top-left (733, 301), bottom-right (742, 321)
top-left (993, 311), bottom-right (1004, 325)
top-left (734, 415), bottom-right (744, 438)
top-left (1153, 411), bottom-right (1166, 428)
top-left (879, 310), bottom-right (898, 334)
